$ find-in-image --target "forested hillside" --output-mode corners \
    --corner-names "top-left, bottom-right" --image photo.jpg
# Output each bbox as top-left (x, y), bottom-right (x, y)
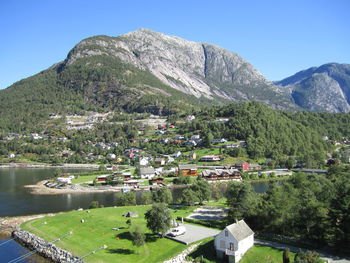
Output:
top-left (181, 102), bottom-right (350, 167)
top-left (226, 166), bottom-right (350, 254)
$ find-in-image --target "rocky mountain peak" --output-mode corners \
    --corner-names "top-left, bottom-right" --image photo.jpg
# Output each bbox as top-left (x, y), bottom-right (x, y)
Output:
top-left (276, 63), bottom-right (350, 113)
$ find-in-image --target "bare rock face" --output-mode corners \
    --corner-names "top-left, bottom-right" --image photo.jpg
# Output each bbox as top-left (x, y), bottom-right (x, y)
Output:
top-left (66, 28), bottom-right (295, 109)
top-left (276, 63), bottom-right (350, 113)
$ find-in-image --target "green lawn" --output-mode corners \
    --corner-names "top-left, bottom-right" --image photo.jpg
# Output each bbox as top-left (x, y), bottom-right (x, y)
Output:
top-left (188, 240), bottom-right (296, 263)
top-left (205, 198), bottom-right (227, 208)
top-left (240, 244), bottom-right (295, 263)
top-left (21, 206), bottom-right (186, 263)
top-left (71, 175), bottom-right (99, 184)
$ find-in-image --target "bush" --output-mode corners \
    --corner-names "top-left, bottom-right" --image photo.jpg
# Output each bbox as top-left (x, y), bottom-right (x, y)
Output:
top-left (89, 201), bottom-right (100, 209)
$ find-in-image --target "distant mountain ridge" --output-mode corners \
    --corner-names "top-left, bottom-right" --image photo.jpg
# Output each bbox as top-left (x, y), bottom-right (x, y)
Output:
top-left (65, 28), bottom-right (294, 109)
top-left (276, 63), bottom-right (350, 113)
top-left (0, 29), bottom-right (349, 131)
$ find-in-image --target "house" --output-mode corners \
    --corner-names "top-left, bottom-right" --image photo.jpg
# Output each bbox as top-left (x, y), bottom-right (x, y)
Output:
top-left (177, 164), bottom-right (197, 176)
top-left (202, 169), bottom-right (242, 181)
top-left (235, 161), bottom-right (250, 172)
top-left (249, 163), bottom-right (262, 171)
top-left (184, 140), bottom-right (197, 146)
top-left (214, 220), bottom-right (254, 263)
top-left (225, 141), bottom-right (246, 149)
top-left (155, 158), bottom-right (166, 166)
top-left (149, 177), bottom-right (164, 185)
top-left (155, 130), bottom-right (165, 135)
top-left (189, 152), bottom-right (197, 160)
top-left (56, 175), bottom-right (74, 184)
top-left (212, 138), bottom-right (228, 144)
top-left (106, 153), bottom-right (116, 160)
top-left (139, 157), bottom-right (149, 166)
top-left (123, 180), bottom-right (139, 187)
top-left (139, 167), bottom-right (156, 179)
top-left (200, 155), bottom-right (221, 162)
top-left (190, 135), bottom-right (200, 140)
top-left (122, 172), bottom-right (132, 180)
top-left (186, 115), bottom-right (196, 122)
top-left (96, 175), bottom-right (111, 182)
top-left (7, 153), bottom-right (15, 158)
top-left (173, 151), bottom-right (182, 158)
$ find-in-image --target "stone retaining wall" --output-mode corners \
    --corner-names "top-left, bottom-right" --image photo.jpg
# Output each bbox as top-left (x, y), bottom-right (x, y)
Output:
top-left (12, 229), bottom-right (83, 263)
top-left (163, 243), bottom-right (200, 263)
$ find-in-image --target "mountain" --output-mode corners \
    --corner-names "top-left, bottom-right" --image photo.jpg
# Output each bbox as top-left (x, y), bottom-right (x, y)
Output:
top-left (276, 63), bottom-right (350, 113)
top-left (0, 28), bottom-right (299, 132)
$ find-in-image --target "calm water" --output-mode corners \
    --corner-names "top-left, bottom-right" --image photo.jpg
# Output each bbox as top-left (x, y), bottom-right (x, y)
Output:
top-left (0, 237), bottom-right (49, 263)
top-left (0, 168), bottom-right (122, 217)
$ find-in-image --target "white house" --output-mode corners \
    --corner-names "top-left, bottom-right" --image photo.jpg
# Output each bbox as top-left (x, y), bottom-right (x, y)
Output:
top-left (7, 153), bottom-right (15, 158)
top-left (106, 153), bottom-right (116, 160)
top-left (139, 167), bottom-right (156, 179)
top-left (139, 157), bottom-right (149, 166)
top-left (214, 220), bottom-right (254, 263)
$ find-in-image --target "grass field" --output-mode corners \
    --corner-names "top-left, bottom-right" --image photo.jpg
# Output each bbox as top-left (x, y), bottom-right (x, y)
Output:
top-left (188, 239), bottom-right (296, 263)
top-left (21, 206), bottom-right (187, 263)
top-left (240, 244), bottom-right (295, 263)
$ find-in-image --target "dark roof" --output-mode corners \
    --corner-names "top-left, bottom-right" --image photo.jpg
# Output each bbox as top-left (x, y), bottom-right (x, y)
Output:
top-left (178, 164), bottom-right (197, 170)
top-left (226, 220), bottom-right (254, 241)
top-left (140, 167), bottom-right (155, 174)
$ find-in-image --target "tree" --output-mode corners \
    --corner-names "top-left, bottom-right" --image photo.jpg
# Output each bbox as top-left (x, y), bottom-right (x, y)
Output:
top-left (226, 182), bottom-right (259, 221)
top-left (140, 191), bottom-right (153, 205)
top-left (294, 251), bottom-right (322, 263)
top-left (173, 175), bottom-right (191, 185)
top-left (190, 179), bottom-right (211, 204)
top-left (130, 225), bottom-right (145, 247)
top-left (89, 200), bottom-right (100, 209)
top-left (211, 183), bottom-right (223, 201)
top-left (152, 187), bottom-right (173, 204)
top-left (115, 191), bottom-right (136, 206)
top-left (283, 248), bottom-right (290, 263)
top-left (144, 203), bottom-right (172, 237)
top-left (180, 188), bottom-right (199, 206)
top-left (202, 132), bottom-right (213, 147)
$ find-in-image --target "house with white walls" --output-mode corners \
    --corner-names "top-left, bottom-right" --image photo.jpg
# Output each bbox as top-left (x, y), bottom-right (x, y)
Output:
top-left (214, 220), bottom-right (254, 263)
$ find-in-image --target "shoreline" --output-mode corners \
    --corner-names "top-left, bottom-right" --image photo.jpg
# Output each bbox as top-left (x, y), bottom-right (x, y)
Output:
top-left (0, 163), bottom-right (99, 169)
top-left (24, 180), bottom-right (153, 195)
top-left (0, 212), bottom-right (60, 237)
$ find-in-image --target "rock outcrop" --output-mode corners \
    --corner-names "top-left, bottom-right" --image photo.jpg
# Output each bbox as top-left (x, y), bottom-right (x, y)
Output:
top-left (12, 229), bottom-right (82, 263)
top-left (276, 63), bottom-right (350, 112)
top-left (65, 28), bottom-right (295, 109)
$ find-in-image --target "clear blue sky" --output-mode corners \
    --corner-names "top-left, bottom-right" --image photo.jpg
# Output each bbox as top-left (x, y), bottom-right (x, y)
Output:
top-left (1, 0), bottom-right (349, 90)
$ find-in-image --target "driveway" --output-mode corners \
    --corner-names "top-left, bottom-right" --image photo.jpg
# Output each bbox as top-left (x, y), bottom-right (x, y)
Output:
top-left (255, 239), bottom-right (350, 263)
top-left (187, 207), bottom-right (228, 221)
top-left (166, 223), bottom-right (220, 245)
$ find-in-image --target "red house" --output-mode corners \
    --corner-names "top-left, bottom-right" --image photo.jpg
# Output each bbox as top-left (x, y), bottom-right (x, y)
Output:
top-left (235, 161), bottom-right (250, 172)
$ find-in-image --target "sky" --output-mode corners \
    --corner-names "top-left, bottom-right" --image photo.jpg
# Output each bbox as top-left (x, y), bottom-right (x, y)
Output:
top-left (0, 0), bottom-right (349, 90)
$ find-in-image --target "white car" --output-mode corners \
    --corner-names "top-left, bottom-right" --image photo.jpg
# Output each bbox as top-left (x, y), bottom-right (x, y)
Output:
top-left (168, 226), bottom-right (186, 237)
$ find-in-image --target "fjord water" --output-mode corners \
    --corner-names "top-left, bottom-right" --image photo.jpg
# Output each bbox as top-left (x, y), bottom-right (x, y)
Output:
top-left (0, 168), bottom-right (120, 217)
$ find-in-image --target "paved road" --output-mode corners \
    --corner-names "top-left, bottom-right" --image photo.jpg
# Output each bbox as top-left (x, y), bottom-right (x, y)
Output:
top-left (187, 207), bottom-right (229, 221)
top-left (166, 223), bottom-right (220, 245)
top-left (255, 239), bottom-right (350, 263)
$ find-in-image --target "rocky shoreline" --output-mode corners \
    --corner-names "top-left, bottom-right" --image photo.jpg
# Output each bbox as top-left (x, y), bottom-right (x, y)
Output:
top-left (12, 229), bottom-right (83, 263)
top-left (0, 213), bottom-right (59, 237)
top-left (24, 180), bottom-right (150, 195)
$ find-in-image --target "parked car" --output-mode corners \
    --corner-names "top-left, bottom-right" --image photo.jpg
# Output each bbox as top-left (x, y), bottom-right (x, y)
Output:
top-left (168, 226), bottom-right (186, 237)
